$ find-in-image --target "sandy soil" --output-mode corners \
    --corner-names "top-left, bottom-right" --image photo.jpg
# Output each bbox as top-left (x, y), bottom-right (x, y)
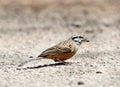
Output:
top-left (0, 0), bottom-right (120, 87)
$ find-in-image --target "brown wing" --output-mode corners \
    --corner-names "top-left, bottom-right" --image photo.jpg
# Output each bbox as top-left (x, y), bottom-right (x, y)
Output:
top-left (38, 45), bottom-right (71, 57)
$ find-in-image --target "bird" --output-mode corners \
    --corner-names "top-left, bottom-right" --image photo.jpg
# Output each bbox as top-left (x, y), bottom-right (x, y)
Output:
top-left (38, 36), bottom-right (89, 64)
top-left (18, 36), bottom-right (89, 67)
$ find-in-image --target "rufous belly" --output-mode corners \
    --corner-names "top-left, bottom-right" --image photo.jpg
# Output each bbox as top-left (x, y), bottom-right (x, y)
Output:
top-left (44, 51), bottom-right (77, 61)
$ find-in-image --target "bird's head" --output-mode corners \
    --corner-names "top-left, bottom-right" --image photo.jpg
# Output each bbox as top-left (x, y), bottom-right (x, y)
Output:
top-left (71, 36), bottom-right (89, 45)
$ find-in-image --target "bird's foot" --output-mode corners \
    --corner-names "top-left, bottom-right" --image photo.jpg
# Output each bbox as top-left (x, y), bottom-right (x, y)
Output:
top-left (62, 62), bottom-right (72, 65)
top-left (54, 59), bottom-right (72, 65)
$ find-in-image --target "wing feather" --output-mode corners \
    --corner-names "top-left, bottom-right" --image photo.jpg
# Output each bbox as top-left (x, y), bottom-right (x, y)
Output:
top-left (38, 46), bottom-right (71, 57)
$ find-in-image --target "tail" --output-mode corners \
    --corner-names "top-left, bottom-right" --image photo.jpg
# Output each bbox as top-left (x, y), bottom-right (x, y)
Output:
top-left (18, 57), bottom-right (42, 67)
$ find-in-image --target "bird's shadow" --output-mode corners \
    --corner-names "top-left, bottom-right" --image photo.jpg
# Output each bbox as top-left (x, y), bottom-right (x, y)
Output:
top-left (17, 62), bottom-right (66, 70)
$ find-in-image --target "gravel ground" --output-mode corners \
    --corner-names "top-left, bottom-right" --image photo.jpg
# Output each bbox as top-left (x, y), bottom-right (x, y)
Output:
top-left (0, 1), bottom-right (120, 87)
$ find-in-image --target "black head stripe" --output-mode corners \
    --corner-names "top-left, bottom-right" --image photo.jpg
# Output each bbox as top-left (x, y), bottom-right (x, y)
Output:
top-left (72, 36), bottom-right (83, 40)
top-left (72, 36), bottom-right (78, 40)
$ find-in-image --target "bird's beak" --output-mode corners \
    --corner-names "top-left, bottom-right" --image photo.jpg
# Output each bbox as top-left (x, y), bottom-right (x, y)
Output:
top-left (82, 38), bottom-right (89, 42)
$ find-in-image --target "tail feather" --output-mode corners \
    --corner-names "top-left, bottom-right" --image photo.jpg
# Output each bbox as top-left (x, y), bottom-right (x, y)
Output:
top-left (18, 58), bottom-right (40, 67)
top-left (38, 53), bottom-right (47, 57)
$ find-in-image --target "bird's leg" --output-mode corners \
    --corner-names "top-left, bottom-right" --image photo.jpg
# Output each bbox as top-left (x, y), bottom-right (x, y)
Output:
top-left (54, 59), bottom-right (71, 65)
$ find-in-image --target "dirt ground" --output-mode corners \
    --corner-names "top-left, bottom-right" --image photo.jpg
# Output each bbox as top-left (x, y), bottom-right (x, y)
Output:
top-left (0, 0), bottom-right (120, 87)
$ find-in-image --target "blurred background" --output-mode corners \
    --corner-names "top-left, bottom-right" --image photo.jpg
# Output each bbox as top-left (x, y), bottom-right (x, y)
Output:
top-left (0, 0), bottom-right (120, 87)
top-left (0, 0), bottom-right (120, 51)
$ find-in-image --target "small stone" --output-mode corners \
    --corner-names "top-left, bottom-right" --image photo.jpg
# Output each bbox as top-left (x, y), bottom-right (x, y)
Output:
top-left (77, 81), bottom-right (84, 85)
top-left (96, 71), bottom-right (102, 74)
top-left (90, 65), bottom-right (94, 67)
top-left (29, 56), bottom-right (33, 58)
